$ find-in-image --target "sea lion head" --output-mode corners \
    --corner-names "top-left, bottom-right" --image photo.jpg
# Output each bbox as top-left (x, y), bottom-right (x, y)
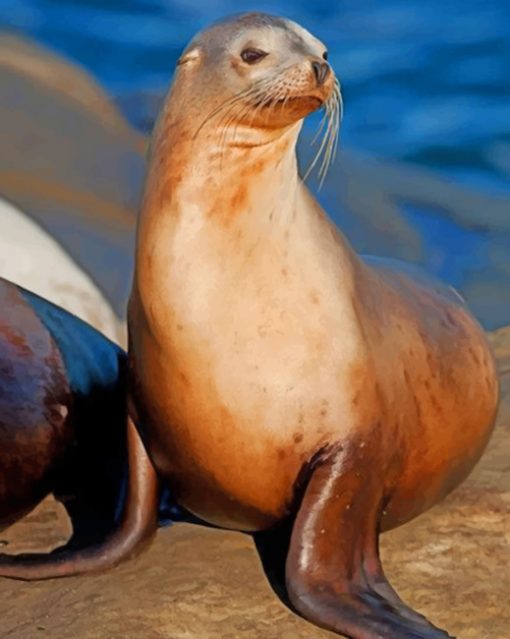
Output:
top-left (175, 12), bottom-right (339, 131)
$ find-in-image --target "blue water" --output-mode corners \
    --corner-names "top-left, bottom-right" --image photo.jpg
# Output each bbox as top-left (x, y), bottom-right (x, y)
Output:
top-left (2, 0), bottom-right (509, 193)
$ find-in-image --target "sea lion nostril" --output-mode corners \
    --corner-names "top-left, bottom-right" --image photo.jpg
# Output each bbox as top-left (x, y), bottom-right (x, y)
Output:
top-left (311, 60), bottom-right (330, 86)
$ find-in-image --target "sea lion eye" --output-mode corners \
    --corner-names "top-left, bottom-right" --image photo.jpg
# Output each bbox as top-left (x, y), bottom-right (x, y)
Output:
top-left (241, 48), bottom-right (268, 64)
top-left (323, 51), bottom-right (328, 61)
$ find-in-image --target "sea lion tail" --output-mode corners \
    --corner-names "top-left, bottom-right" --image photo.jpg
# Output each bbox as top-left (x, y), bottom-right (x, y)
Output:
top-left (0, 417), bottom-right (159, 581)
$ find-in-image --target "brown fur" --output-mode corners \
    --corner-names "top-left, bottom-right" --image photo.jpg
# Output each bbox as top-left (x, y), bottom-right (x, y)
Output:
top-left (128, 12), bottom-right (498, 638)
top-left (0, 284), bottom-right (73, 528)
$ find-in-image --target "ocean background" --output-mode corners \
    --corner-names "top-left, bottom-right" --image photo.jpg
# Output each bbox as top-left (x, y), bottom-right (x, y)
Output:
top-left (0, 0), bottom-right (509, 328)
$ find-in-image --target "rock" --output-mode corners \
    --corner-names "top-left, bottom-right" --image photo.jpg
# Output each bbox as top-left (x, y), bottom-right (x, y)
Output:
top-left (0, 197), bottom-right (123, 344)
top-left (0, 35), bottom-right (144, 321)
top-left (0, 34), bottom-right (136, 137)
top-left (0, 327), bottom-right (508, 638)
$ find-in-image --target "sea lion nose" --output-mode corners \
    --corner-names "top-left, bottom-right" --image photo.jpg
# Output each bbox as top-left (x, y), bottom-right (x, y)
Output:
top-left (311, 60), bottom-right (330, 86)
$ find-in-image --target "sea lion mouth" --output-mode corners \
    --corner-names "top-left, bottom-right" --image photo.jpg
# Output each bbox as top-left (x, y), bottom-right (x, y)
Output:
top-left (255, 95), bottom-right (324, 109)
top-left (279, 95), bottom-right (324, 106)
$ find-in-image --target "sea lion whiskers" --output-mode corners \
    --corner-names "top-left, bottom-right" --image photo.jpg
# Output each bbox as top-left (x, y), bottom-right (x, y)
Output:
top-left (247, 78), bottom-right (291, 128)
top-left (330, 78), bottom-right (343, 162)
top-left (332, 79), bottom-right (343, 162)
top-left (194, 75), bottom-right (278, 141)
top-left (193, 84), bottom-right (261, 140)
top-left (215, 81), bottom-right (278, 168)
top-left (217, 100), bottom-right (257, 170)
top-left (214, 69), bottom-right (338, 177)
top-left (303, 79), bottom-right (342, 186)
top-left (313, 88), bottom-right (340, 184)
top-left (194, 61), bottom-right (305, 144)
top-left (215, 70), bottom-right (300, 166)
top-left (318, 82), bottom-right (341, 184)
top-left (307, 80), bottom-right (341, 154)
top-left (197, 77), bottom-right (281, 173)
top-left (253, 65), bottom-right (306, 113)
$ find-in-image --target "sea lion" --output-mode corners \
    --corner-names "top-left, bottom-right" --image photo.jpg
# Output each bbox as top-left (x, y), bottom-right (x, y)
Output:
top-left (0, 12), bottom-right (499, 639)
top-left (0, 197), bottom-right (123, 344)
top-left (128, 13), bottom-right (498, 638)
top-left (0, 276), bottom-right (158, 575)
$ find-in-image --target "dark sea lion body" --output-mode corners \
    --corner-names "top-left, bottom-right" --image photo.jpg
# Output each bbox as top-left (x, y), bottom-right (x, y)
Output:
top-left (0, 277), bottom-right (126, 536)
top-left (0, 277), bottom-right (165, 579)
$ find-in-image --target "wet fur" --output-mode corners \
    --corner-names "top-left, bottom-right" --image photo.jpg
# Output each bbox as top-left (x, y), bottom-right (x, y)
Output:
top-left (129, 12), bottom-right (499, 638)
top-left (0, 278), bottom-right (127, 543)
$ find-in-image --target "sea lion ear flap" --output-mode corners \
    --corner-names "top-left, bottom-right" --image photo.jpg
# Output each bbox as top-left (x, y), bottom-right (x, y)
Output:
top-left (177, 47), bottom-right (201, 67)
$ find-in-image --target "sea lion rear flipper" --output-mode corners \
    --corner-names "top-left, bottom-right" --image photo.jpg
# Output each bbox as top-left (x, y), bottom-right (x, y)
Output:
top-left (285, 446), bottom-right (454, 639)
top-left (0, 416), bottom-right (158, 581)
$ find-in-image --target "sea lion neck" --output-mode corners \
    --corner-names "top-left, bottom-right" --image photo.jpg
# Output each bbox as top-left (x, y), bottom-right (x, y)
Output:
top-left (143, 93), bottom-right (303, 230)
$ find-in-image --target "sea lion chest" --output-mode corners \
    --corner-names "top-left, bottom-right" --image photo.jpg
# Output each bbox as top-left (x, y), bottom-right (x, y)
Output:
top-left (131, 210), bottom-right (370, 529)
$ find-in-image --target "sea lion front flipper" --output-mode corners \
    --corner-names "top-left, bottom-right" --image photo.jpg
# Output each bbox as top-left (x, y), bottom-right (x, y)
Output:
top-left (286, 447), bottom-right (454, 639)
top-left (0, 416), bottom-right (158, 581)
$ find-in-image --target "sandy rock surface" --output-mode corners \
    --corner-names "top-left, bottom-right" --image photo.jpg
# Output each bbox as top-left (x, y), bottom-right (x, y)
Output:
top-left (0, 327), bottom-right (508, 639)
